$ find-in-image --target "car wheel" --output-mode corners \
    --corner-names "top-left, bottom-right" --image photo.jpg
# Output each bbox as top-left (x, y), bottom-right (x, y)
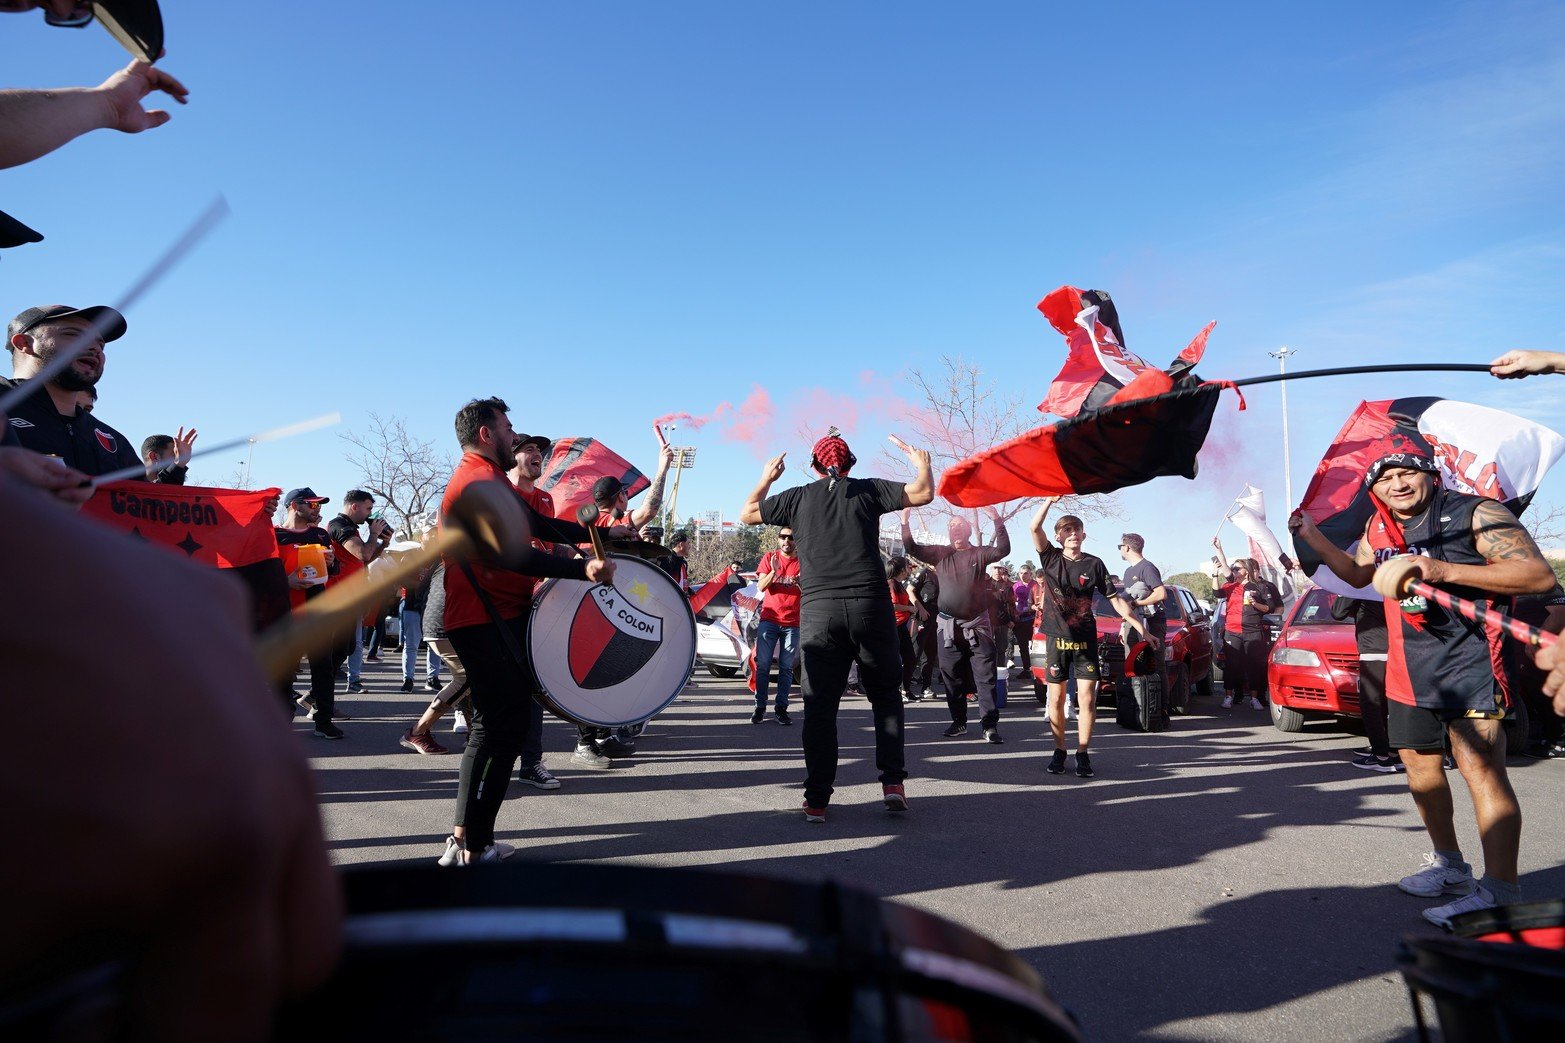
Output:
top-left (1169, 662), bottom-right (1190, 714)
top-left (707, 665), bottom-right (740, 678)
top-left (1270, 697), bottom-right (1306, 733)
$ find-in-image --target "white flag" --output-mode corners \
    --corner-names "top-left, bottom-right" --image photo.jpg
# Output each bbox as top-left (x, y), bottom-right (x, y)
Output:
top-left (1228, 484), bottom-right (1297, 606)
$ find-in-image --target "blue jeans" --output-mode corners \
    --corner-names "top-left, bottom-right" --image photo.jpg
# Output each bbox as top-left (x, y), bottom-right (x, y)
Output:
top-left (754, 619), bottom-right (799, 712)
top-left (347, 621), bottom-right (364, 683)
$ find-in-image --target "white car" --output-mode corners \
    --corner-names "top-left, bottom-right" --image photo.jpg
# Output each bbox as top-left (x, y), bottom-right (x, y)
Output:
top-left (697, 620), bottom-right (746, 678)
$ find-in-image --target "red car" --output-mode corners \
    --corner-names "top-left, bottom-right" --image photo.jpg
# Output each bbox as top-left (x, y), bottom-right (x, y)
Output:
top-left (1266, 587), bottom-right (1362, 732)
top-left (1031, 584), bottom-right (1214, 709)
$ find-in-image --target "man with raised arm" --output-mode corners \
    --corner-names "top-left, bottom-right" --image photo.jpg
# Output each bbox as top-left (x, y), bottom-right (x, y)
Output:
top-left (740, 432), bottom-right (933, 823)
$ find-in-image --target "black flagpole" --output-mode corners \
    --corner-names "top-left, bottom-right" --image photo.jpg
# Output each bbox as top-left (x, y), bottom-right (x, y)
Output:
top-left (1226, 363), bottom-right (1492, 388)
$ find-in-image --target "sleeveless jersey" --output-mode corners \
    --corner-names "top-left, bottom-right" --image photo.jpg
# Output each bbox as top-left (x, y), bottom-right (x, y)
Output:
top-left (1365, 489), bottom-right (1508, 711)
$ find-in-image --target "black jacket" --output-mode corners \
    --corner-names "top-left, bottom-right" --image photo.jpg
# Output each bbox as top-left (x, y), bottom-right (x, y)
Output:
top-left (1, 377), bottom-right (140, 476)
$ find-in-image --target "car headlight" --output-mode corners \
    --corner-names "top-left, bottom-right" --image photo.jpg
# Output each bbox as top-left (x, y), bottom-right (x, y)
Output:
top-left (1270, 647), bottom-right (1321, 667)
top-left (1163, 642), bottom-right (1176, 661)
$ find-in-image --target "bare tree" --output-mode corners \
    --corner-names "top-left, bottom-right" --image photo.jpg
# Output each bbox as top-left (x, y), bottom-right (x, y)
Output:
top-left (885, 355), bottom-right (1119, 542)
top-left (340, 413), bottom-right (453, 533)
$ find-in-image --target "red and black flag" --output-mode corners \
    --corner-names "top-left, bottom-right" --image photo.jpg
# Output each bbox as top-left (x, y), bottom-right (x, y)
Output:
top-left (539, 437), bottom-right (650, 521)
top-left (83, 482), bottom-right (282, 567)
top-left (1036, 285), bottom-right (1214, 418)
top-left (941, 370), bottom-right (1226, 506)
top-left (1293, 398), bottom-right (1565, 596)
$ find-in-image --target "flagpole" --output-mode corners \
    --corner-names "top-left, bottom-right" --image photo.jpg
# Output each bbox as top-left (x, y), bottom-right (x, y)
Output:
top-left (1226, 362), bottom-right (1490, 388)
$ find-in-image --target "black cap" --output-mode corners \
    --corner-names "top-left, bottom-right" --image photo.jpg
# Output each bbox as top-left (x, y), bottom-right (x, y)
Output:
top-left (8, 304), bottom-right (128, 342)
top-left (0, 209), bottom-right (43, 249)
top-left (591, 475), bottom-right (624, 504)
top-left (515, 433), bottom-right (551, 454)
top-left (94, 1), bottom-right (165, 64)
top-left (283, 487), bottom-right (329, 506)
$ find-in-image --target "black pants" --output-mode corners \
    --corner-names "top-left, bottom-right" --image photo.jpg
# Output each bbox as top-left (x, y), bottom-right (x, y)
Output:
top-left (800, 597), bottom-right (908, 807)
top-left (896, 623), bottom-right (917, 698)
top-left (1223, 631), bottom-right (1268, 699)
top-left (939, 617), bottom-right (1000, 730)
top-left (913, 618), bottom-right (939, 692)
top-left (1359, 655), bottom-right (1390, 756)
top-left (447, 616), bottom-right (537, 853)
top-left (1010, 612), bottom-right (1034, 673)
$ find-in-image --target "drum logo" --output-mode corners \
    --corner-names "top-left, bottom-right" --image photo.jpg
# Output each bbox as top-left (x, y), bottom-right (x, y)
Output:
top-left (568, 581), bottom-right (665, 689)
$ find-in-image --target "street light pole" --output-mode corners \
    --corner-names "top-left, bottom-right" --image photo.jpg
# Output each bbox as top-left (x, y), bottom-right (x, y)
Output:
top-left (1269, 346), bottom-right (1297, 508)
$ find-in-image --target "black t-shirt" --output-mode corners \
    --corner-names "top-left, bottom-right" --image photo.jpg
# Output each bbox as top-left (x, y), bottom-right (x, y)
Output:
top-left (760, 476), bottom-right (905, 605)
top-left (1036, 545), bottom-right (1114, 641)
top-left (326, 514), bottom-right (360, 548)
top-left (904, 525), bottom-right (1010, 621)
top-left (1121, 559), bottom-right (1165, 617)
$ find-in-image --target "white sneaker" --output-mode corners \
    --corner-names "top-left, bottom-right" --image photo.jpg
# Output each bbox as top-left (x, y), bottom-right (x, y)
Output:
top-left (572, 742), bottom-right (612, 769)
top-left (1064, 701), bottom-right (1076, 721)
top-left (437, 835), bottom-right (515, 867)
top-left (1399, 853), bottom-right (1476, 898)
top-left (1248, 696), bottom-right (1264, 711)
top-left (1220, 695), bottom-right (1234, 709)
top-left (1423, 885), bottom-right (1497, 930)
top-left (452, 708), bottom-right (470, 734)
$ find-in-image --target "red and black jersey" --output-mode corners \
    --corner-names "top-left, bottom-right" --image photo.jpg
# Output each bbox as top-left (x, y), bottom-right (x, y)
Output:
top-left (1366, 489), bottom-right (1510, 711)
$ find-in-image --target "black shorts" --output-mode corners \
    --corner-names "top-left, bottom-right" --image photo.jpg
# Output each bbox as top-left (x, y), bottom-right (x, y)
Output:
top-left (1042, 634), bottom-right (1098, 683)
top-left (1388, 692), bottom-right (1507, 752)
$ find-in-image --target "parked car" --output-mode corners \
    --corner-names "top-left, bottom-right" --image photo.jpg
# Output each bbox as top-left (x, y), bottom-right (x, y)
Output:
top-left (1266, 587), bottom-right (1362, 732)
top-left (1030, 583), bottom-right (1214, 708)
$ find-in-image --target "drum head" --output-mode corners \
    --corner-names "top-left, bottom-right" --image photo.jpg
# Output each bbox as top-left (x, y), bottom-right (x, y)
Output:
top-left (529, 554), bottom-right (696, 727)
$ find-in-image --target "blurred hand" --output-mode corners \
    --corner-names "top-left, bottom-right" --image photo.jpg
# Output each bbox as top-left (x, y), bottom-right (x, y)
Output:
top-left (1489, 349), bottom-right (1565, 380)
top-left (96, 60), bottom-right (189, 134)
top-left (0, 446), bottom-right (93, 507)
top-left (586, 558), bottom-right (616, 585)
top-left (174, 426), bottom-right (198, 465)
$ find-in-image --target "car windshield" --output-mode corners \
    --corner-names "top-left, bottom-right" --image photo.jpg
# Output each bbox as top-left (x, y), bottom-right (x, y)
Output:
top-left (1289, 587), bottom-right (1339, 625)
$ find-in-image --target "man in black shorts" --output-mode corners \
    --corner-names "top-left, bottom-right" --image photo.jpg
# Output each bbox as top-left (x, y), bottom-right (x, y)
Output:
top-left (1031, 497), bottom-right (1158, 778)
top-left (740, 431), bottom-right (933, 822)
top-left (1291, 449), bottom-right (1554, 926)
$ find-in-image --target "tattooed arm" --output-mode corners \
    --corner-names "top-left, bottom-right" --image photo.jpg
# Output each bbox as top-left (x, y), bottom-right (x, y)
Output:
top-left (1410, 499), bottom-right (1556, 595)
top-left (627, 443), bottom-right (675, 529)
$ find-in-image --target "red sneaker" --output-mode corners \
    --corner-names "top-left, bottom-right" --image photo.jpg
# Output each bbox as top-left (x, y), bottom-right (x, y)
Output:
top-left (400, 729), bottom-right (448, 755)
top-left (883, 784), bottom-right (908, 814)
top-left (802, 801), bottom-right (826, 823)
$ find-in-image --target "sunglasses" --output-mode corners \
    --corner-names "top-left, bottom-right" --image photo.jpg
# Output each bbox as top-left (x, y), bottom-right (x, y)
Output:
top-left (779, 534), bottom-right (795, 540)
top-left (0, 2), bottom-right (93, 27)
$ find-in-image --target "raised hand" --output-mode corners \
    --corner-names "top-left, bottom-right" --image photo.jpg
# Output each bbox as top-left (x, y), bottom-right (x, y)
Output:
top-left (762, 453), bottom-right (786, 483)
top-left (174, 425), bottom-right (198, 466)
top-left (96, 60), bottom-right (189, 134)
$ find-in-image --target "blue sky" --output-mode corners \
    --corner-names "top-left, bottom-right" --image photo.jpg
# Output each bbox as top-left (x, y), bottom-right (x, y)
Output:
top-left (5, 1), bottom-right (1563, 572)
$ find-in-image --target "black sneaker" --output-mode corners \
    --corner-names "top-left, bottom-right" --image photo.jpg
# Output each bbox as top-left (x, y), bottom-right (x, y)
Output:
top-left (426, 677), bottom-right (442, 692)
top-left (942, 723), bottom-right (968, 737)
top-left (1442, 753), bottom-right (1456, 771)
top-left (750, 708), bottom-right (765, 724)
top-left (600, 735), bottom-right (636, 758)
top-left (399, 678), bottom-right (414, 693)
top-left (314, 723), bottom-right (345, 740)
top-left (1046, 749), bottom-right (1067, 774)
top-left (347, 681), bottom-right (366, 694)
top-left (984, 728), bottom-right (1004, 745)
top-left (1351, 753), bottom-right (1403, 773)
top-left (518, 762), bottom-right (561, 790)
top-left (776, 710), bottom-right (792, 726)
top-left (1074, 752), bottom-right (1094, 778)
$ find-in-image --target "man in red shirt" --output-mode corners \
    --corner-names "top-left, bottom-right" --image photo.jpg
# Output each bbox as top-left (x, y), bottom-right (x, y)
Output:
top-left (752, 527), bottom-right (801, 724)
top-left (436, 398), bottom-right (613, 867)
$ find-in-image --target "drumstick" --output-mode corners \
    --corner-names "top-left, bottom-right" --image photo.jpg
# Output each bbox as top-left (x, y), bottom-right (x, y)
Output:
top-left (254, 483), bottom-right (530, 681)
top-left (87, 412), bottom-right (341, 488)
top-left (1373, 557), bottom-right (1558, 650)
top-left (0, 197), bottom-right (230, 417)
top-left (576, 503), bottom-right (610, 563)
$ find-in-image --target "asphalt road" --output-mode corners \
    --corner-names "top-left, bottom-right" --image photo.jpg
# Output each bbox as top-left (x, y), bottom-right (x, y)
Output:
top-left (311, 657), bottom-right (1565, 1041)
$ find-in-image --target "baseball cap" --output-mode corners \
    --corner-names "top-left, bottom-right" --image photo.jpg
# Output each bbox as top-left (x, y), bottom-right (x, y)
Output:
top-left (515, 432), bottom-right (551, 453)
top-left (591, 475), bottom-right (624, 504)
top-left (283, 487), bottom-right (329, 506)
top-left (8, 304), bottom-right (128, 342)
top-left (0, 209), bottom-right (43, 249)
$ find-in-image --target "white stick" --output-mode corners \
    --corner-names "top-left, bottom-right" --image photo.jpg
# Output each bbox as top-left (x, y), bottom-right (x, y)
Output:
top-left (0, 196), bottom-right (230, 417)
top-left (87, 411), bottom-right (341, 488)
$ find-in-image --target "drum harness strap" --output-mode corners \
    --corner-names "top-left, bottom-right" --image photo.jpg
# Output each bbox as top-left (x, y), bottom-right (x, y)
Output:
top-left (457, 559), bottom-right (532, 674)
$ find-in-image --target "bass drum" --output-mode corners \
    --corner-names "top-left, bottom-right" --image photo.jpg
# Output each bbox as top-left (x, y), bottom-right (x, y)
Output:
top-left (274, 862), bottom-right (1085, 1042)
top-left (527, 553), bottom-right (696, 727)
